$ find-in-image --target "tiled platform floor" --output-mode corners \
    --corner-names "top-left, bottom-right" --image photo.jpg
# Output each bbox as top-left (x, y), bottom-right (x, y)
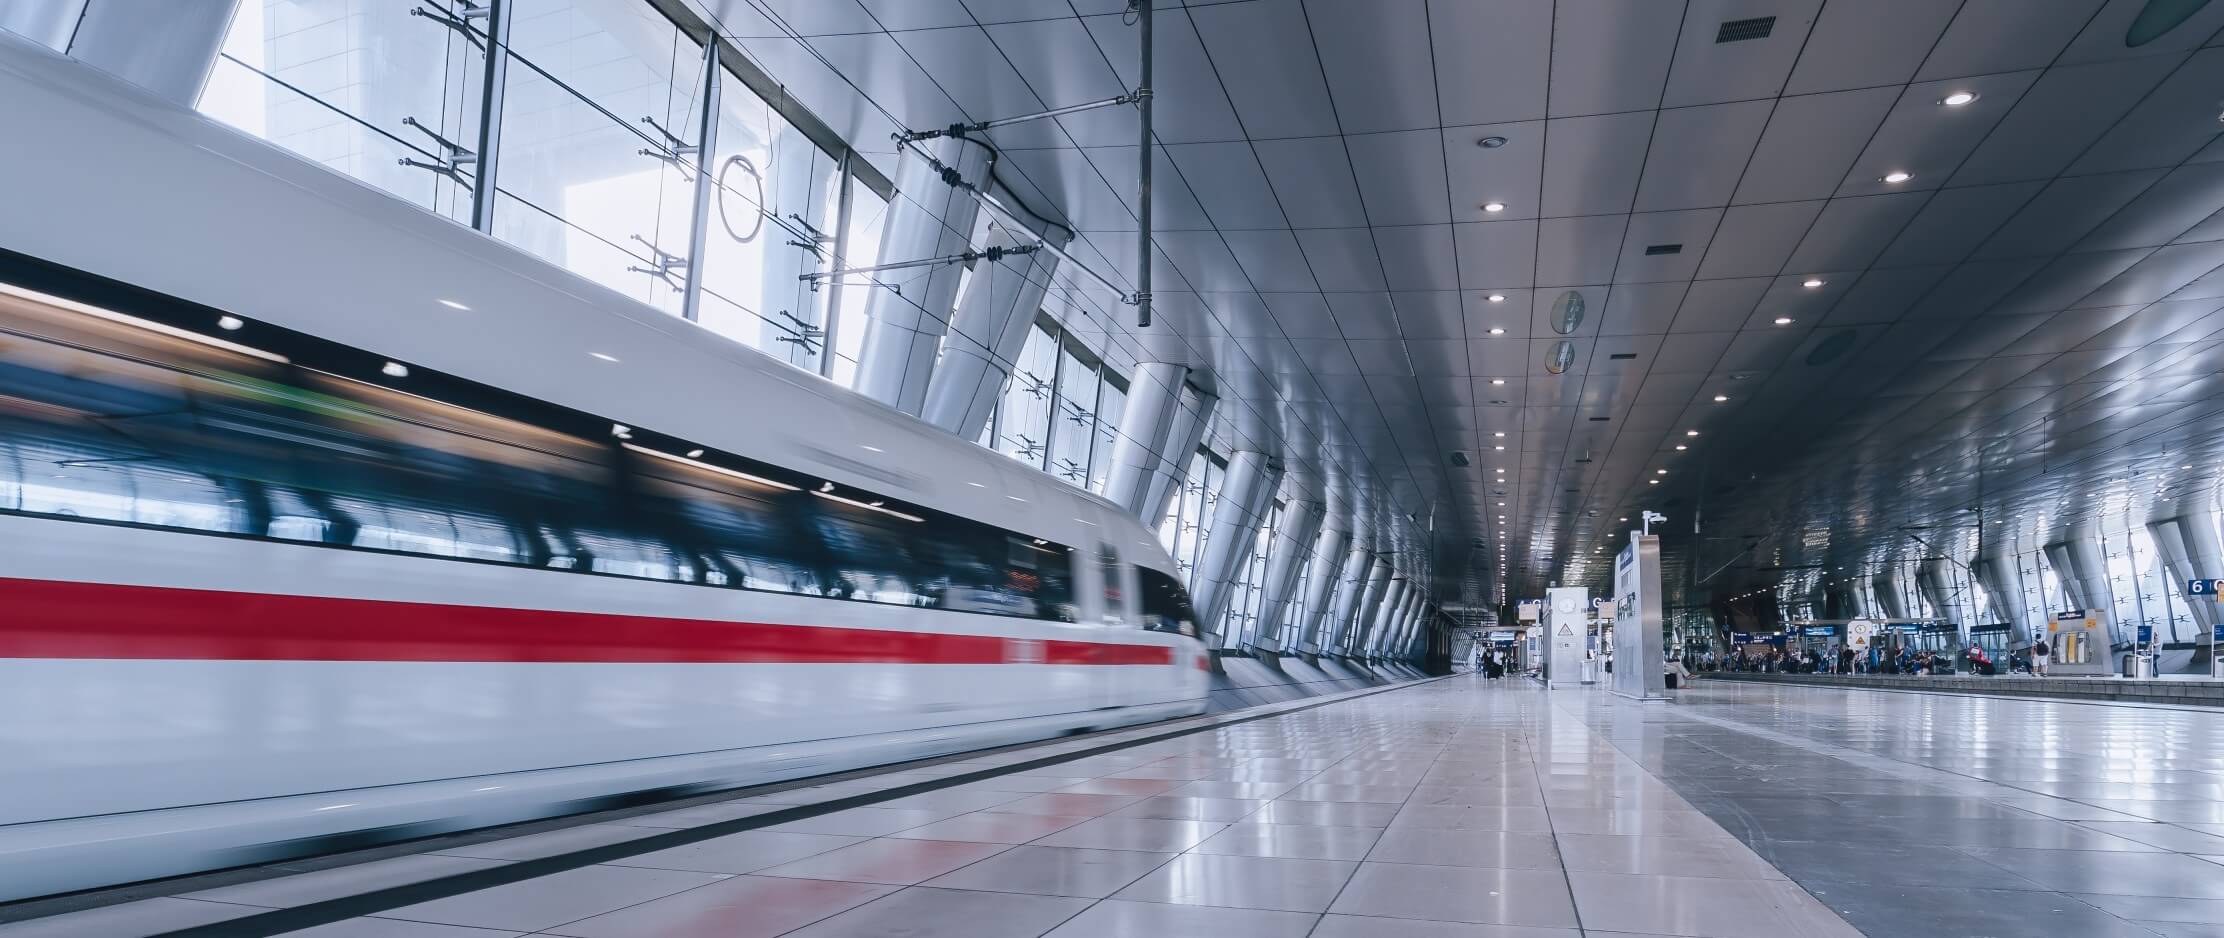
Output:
top-left (16, 676), bottom-right (2224, 936)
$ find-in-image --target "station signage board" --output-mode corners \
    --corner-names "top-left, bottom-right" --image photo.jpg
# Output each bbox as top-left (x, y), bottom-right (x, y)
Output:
top-left (2191, 579), bottom-right (2224, 597)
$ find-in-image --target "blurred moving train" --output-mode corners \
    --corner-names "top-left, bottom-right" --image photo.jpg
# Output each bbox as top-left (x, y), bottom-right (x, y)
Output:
top-left (0, 33), bottom-right (1206, 900)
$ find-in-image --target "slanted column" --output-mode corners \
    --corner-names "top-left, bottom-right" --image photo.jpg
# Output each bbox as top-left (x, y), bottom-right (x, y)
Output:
top-left (1250, 499), bottom-right (1325, 652)
top-left (1324, 543), bottom-right (1375, 653)
top-left (1361, 577), bottom-right (1407, 658)
top-left (1871, 569), bottom-right (1908, 619)
top-left (921, 214), bottom-right (1067, 439)
top-left (2147, 515), bottom-right (2221, 648)
top-left (1140, 387), bottom-right (1216, 524)
top-left (1100, 361), bottom-right (1187, 516)
top-left (854, 136), bottom-right (990, 414)
top-left (1373, 581), bottom-right (1412, 657)
top-left (1973, 548), bottom-right (2032, 644)
top-left (1188, 451), bottom-right (1283, 644)
top-left (2, 0), bottom-right (85, 50)
top-left (1295, 521), bottom-right (1351, 653)
top-left (1917, 559), bottom-right (1963, 631)
top-left (2050, 530), bottom-right (2129, 649)
top-left (64, 0), bottom-right (240, 105)
top-left (1345, 556), bottom-right (1394, 655)
top-left (1393, 595), bottom-right (1424, 660)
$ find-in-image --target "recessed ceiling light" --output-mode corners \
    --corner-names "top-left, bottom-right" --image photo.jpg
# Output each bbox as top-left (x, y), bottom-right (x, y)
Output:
top-left (1495, 445), bottom-right (1506, 450)
top-left (1487, 326), bottom-right (1507, 335)
top-left (861, 444), bottom-right (884, 453)
top-left (591, 352), bottom-right (619, 362)
top-left (1773, 316), bottom-right (1795, 325)
top-left (1483, 201), bottom-right (1507, 213)
top-left (1648, 479), bottom-right (1660, 485)
top-left (687, 448), bottom-right (705, 458)
top-left (1487, 293), bottom-right (1507, 303)
top-left (1685, 429), bottom-right (1700, 437)
top-left (1713, 394), bottom-right (1729, 402)
top-left (1802, 278), bottom-right (1825, 289)
top-left (1656, 469), bottom-right (1667, 475)
top-left (438, 299), bottom-right (471, 311)
top-left (1494, 431), bottom-right (1506, 437)
top-left (1940, 91), bottom-right (1978, 107)
top-left (2185, 464), bottom-right (2195, 469)
top-left (1490, 378), bottom-right (1508, 385)
top-left (1881, 171), bottom-right (1913, 184)
top-left (1478, 135), bottom-right (1508, 148)
top-left (216, 315), bottom-right (244, 331)
top-left (1675, 444), bottom-right (1687, 451)
top-left (381, 361), bottom-right (409, 378)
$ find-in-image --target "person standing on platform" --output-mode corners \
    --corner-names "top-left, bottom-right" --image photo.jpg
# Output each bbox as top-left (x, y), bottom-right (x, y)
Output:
top-left (2032, 639), bottom-right (2051, 676)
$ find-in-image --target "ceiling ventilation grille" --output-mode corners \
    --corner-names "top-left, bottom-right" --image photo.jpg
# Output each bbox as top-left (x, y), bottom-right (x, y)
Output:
top-left (1609, 352), bottom-right (1638, 360)
top-left (1643, 243), bottom-right (1683, 255)
top-left (1716, 16), bottom-right (1776, 42)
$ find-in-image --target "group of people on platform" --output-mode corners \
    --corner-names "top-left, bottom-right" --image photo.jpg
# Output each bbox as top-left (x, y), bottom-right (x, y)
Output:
top-left (1689, 640), bottom-right (2054, 677)
top-left (1472, 647), bottom-right (1509, 679)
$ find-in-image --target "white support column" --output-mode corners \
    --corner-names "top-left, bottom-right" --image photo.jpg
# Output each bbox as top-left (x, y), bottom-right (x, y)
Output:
top-left (2148, 514), bottom-right (2221, 655)
top-left (1324, 544), bottom-right (1374, 653)
top-left (1250, 499), bottom-right (1324, 653)
top-left (854, 136), bottom-right (990, 415)
top-left (64, 0), bottom-right (240, 106)
top-left (2052, 530), bottom-right (2131, 652)
top-left (1295, 522), bottom-right (1351, 654)
top-left (1100, 361), bottom-right (1187, 516)
top-left (1141, 387), bottom-right (1215, 524)
top-left (2, 0), bottom-right (85, 50)
top-left (1188, 451), bottom-right (1283, 644)
top-left (1916, 559), bottom-right (1963, 631)
top-left (1364, 577), bottom-right (1407, 658)
top-left (1973, 547), bottom-right (2032, 644)
top-left (920, 214), bottom-right (1067, 440)
top-left (1392, 591), bottom-right (1424, 659)
top-left (1344, 556), bottom-right (1394, 656)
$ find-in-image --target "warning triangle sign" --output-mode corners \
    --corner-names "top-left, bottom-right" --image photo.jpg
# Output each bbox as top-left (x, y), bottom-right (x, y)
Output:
top-left (1557, 623), bottom-right (1575, 636)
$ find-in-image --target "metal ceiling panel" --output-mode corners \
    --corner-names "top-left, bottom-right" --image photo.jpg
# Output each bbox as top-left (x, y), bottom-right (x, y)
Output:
top-left (1784, 192), bottom-right (1930, 273)
top-left (1296, 228), bottom-right (1390, 292)
top-left (1838, 71), bottom-right (2043, 197)
top-left (1081, 8), bottom-right (1241, 144)
top-left (1348, 338), bottom-right (1415, 376)
top-left (1261, 291), bottom-right (1339, 338)
top-left (1302, 0), bottom-right (1437, 134)
top-left (2071, 48), bottom-right (2224, 174)
top-left (1428, 0), bottom-right (1550, 126)
top-left (1949, 56), bottom-right (2181, 187)
top-left (1732, 87), bottom-right (1899, 204)
top-left (1633, 100), bottom-right (1773, 212)
top-left (1534, 215), bottom-right (1628, 287)
top-left (1546, 0), bottom-right (1682, 117)
top-left (1391, 290), bottom-right (1464, 338)
top-left (1540, 111), bottom-right (1653, 216)
top-left (1345, 129), bottom-right (1452, 226)
top-left (2055, 0), bottom-right (2224, 66)
top-left (1373, 225), bottom-right (1461, 291)
top-left (1874, 181), bottom-right (2050, 266)
top-left (1915, 0), bottom-right (2104, 81)
top-left (1695, 200), bottom-right (1828, 278)
top-left (1220, 229), bottom-right (1320, 292)
top-left (2077, 163), bottom-right (2224, 252)
top-left (1971, 170), bottom-right (2166, 260)
top-left (1673, 277), bottom-right (1773, 331)
top-left (1783, 0), bottom-right (1961, 94)
top-left (1326, 291), bottom-right (1402, 339)
top-left (1616, 210), bottom-right (1723, 283)
top-left (1662, 0), bottom-right (1823, 108)
top-left (1818, 265), bottom-right (1953, 325)
top-left (1250, 137), bottom-right (1370, 229)
top-left (1454, 219), bottom-right (1542, 288)
top-left (1164, 142), bottom-right (1289, 230)
top-left (1184, 0), bottom-right (1341, 139)
top-left (1599, 281), bottom-right (1693, 335)
top-left (1442, 122), bottom-right (1545, 223)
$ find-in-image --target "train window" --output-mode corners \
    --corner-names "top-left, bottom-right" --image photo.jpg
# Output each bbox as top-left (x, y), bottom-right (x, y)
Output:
top-left (0, 272), bottom-right (1088, 625)
top-left (1137, 566), bottom-right (1198, 637)
top-left (1097, 544), bottom-right (1129, 628)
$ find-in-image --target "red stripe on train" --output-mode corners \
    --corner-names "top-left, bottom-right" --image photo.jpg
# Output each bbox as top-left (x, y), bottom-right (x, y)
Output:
top-left (0, 577), bottom-right (1176, 666)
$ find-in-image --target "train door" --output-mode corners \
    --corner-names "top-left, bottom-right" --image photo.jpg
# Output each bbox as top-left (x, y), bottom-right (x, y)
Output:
top-left (1094, 541), bottom-right (1135, 708)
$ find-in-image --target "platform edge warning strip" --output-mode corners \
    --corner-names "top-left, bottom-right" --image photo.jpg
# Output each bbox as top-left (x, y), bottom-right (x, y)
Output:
top-left (140, 674), bottom-right (1447, 937)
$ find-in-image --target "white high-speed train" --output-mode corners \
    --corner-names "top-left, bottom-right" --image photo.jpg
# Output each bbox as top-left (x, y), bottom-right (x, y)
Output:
top-left (0, 33), bottom-right (1207, 901)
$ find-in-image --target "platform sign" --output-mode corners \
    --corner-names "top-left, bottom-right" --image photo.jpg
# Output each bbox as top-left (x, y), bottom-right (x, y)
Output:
top-left (1517, 600), bottom-right (1542, 622)
top-left (2138, 625), bottom-right (2155, 644)
top-left (2214, 623), bottom-right (2223, 644)
top-left (1610, 533), bottom-right (1668, 701)
top-left (1848, 620), bottom-right (1877, 650)
top-left (2190, 579), bottom-right (2224, 596)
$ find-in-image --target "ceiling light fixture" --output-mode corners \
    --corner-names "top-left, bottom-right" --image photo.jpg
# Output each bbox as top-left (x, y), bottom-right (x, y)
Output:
top-left (1713, 394), bottom-right (1729, 402)
top-left (1478, 135), bottom-right (1508, 148)
top-left (1802, 278), bottom-right (1826, 289)
top-left (1685, 429), bottom-right (1700, 437)
top-left (1675, 444), bottom-right (1687, 451)
top-left (1487, 327), bottom-right (1507, 335)
top-left (1649, 479), bottom-right (1660, 485)
top-left (1494, 431), bottom-right (1506, 437)
top-left (591, 352), bottom-right (619, 362)
top-left (1774, 316), bottom-right (1795, 325)
top-left (1881, 171), bottom-right (1913, 184)
top-left (1483, 201), bottom-right (1507, 213)
top-left (381, 361), bottom-right (409, 378)
top-left (1490, 378), bottom-right (1507, 385)
top-left (1940, 91), bottom-right (1978, 107)
top-left (438, 299), bottom-right (471, 311)
top-left (1487, 293), bottom-right (1507, 303)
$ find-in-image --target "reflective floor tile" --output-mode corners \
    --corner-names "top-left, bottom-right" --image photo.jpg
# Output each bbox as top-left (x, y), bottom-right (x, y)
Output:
top-left (988, 792), bottom-right (1146, 817)
top-left (957, 776), bottom-right (1095, 793)
top-left (276, 919), bottom-right (521, 937)
top-left (1057, 777), bottom-right (1188, 796)
top-left (1309, 914), bottom-right (1580, 938)
top-left (1248, 800), bottom-right (1401, 828)
top-left (1114, 852), bottom-right (1355, 912)
top-left (1192, 822), bottom-right (1384, 860)
top-left (1824, 886), bottom-right (2166, 938)
top-left (2078, 822), bottom-right (2224, 853)
top-left (1039, 898), bottom-right (1318, 937)
top-left (185, 855), bottom-right (512, 908)
top-left (540, 874), bottom-right (895, 938)
top-left (1163, 781), bottom-right (1299, 800)
top-left (1553, 833), bottom-right (1784, 880)
top-left (1327, 862), bottom-right (1578, 928)
top-left (1541, 809), bottom-right (1725, 837)
top-left (921, 845), bottom-right (1173, 898)
top-left (608, 831), bottom-right (864, 875)
top-left (1111, 796), bottom-right (1265, 822)
top-left (780, 886), bottom-right (1090, 938)
top-left (1365, 828), bottom-right (1561, 870)
top-left (1031, 816), bottom-right (1227, 852)
top-left (1279, 783), bottom-right (1417, 803)
top-left (871, 789), bottom-right (1030, 814)
top-left (887, 811), bottom-right (1092, 844)
top-left (752, 838), bottom-right (1010, 885)
top-left (1402, 787), bottom-right (1548, 808)
top-left (1388, 805), bottom-right (1554, 832)
top-left (1566, 872), bottom-right (1860, 938)
top-left (429, 824), bottom-right (666, 861)
top-left (1963, 846), bottom-right (2224, 898)
top-left (0, 898), bottom-right (263, 938)
top-left (2079, 893), bottom-right (2224, 925)
top-left (762, 808), bottom-right (952, 837)
top-left (378, 865), bottom-right (727, 932)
